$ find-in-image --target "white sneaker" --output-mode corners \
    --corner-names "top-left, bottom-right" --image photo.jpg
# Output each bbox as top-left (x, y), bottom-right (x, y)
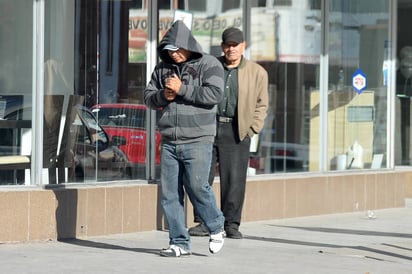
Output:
top-left (209, 231), bottom-right (224, 254)
top-left (160, 245), bottom-right (191, 257)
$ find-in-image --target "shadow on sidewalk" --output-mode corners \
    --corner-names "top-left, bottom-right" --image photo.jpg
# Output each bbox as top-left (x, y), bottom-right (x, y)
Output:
top-left (271, 225), bottom-right (412, 238)
top-left (58, 238), bottom-right (209, 257)
top-left (59, 238), bottom-right (159, 255)
top-left (244, 227), bottom-right (412, 262)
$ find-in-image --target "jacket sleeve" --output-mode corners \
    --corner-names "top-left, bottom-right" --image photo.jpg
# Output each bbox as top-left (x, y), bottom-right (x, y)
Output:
top-left (178, 56), bottom-right (224, 106)
top-left (144, 66), bottom-right (169, 109)
top-left (250, 66), bottom-right (269, 134)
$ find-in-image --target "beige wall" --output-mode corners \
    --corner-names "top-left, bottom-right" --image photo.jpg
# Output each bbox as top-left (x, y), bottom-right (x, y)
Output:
top-left (0, 170), bottom-right (411, 243)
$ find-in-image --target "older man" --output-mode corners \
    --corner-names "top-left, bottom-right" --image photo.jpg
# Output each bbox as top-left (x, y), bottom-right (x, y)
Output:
top-left (189, 27), bottom-right (269, 239)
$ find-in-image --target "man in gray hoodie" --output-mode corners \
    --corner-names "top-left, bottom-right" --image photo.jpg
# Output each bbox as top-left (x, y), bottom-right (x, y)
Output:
top-left (144, 20), bottom-right (225, 257)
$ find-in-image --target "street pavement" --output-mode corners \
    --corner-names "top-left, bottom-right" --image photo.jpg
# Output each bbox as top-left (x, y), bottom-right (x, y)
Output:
top-left (0, 207), bottom-right (411, 274)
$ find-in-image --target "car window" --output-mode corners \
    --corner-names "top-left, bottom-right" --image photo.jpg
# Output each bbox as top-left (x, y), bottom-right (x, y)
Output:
top-left (77, 108), bottom-right (108, 145)
top-left (94, 107), bottom-right (146, 129)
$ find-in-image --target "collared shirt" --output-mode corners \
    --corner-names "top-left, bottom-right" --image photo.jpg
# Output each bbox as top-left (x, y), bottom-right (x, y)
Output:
top-left (217, 63), bottom-right (239, 118)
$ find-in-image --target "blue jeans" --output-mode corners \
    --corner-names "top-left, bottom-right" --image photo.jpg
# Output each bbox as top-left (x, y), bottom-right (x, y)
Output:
top-left (160, 142), bottom-right (224, 251)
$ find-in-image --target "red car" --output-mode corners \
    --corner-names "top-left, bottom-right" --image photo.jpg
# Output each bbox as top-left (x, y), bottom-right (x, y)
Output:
top-left (90, 103), bottom-right (161, 177)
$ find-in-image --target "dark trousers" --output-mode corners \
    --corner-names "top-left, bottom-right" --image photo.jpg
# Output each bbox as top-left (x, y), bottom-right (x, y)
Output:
top-left (194, 120), bottom-right (250, 230)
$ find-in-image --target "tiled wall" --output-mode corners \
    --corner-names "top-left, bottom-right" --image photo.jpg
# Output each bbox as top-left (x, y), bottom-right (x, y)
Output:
top-left (0, 170), bottom-right (410, 243)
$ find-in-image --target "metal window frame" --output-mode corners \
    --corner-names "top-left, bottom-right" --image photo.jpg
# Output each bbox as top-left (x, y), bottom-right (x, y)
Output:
top-left (387, 0), bottom-right (397, 169)
top-left (146, 0), bottom-right (158, 181)
top-left (32, 0), bottom-right (45, 185)
top-left (319, 0), bottom-right (329, 172)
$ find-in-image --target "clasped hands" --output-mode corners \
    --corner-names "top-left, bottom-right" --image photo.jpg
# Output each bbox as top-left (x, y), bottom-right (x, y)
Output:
top-left (164, 74), bottom-right (181, 101)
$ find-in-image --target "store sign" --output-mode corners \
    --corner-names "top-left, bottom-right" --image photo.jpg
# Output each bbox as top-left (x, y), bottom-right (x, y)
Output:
top-left (352, 69), bottom-right (367, 94)
top-left (128, 13), bottom-right (242, 62)
top-left (128, 9), bottom-right (276, 62)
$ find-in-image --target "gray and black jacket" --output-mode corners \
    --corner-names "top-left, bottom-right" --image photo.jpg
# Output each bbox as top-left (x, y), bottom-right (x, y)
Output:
top-left (144, 20), bottom-right (224, 144)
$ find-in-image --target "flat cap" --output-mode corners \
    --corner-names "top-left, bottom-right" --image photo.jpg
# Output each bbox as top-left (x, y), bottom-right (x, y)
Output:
top-left (222, 27), bottom-right (244, 44)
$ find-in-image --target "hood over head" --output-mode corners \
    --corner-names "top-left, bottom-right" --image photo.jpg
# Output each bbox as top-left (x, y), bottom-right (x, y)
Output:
top-left (158, 20), bottom-right (203, 63)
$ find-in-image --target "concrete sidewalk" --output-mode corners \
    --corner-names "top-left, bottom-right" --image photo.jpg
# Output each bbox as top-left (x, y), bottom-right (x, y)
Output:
top-left (0, 208), bottom-right (411, 274)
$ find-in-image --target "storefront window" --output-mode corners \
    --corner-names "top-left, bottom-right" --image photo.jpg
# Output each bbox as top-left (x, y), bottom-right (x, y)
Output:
top-left (43, 0), bottom-right (151, 184)
top-left (41, 0), bottom-right (164, 184)
top-left (0, 0), bottom-right (398, 186)
top-left (315, 0), bottom-right (390, 171)
top-left (0, 0), bottom-right (33, 185)
top-left (395, 2), bottom-right (412, 166)
top-left (250, 1), bottom-right (321, 174)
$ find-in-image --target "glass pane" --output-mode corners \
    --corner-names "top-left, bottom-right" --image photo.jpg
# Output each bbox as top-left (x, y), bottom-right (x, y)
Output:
top-left (80, 0), bottom-right (149, 182)
top-left (395, 2), bottom-right (412, 166)
top-left (324, 0), bottom-right (389, 171)
top-left (251, 3), bottom-right (320, 174)
top-left (0, 0), bottom-right (33, 185)
top-left (128, 1), bottom-right (157, 179)
top-left (43, 0), bottom-right (152, 183)
top-left (185, 0), bottom-right (243, 56)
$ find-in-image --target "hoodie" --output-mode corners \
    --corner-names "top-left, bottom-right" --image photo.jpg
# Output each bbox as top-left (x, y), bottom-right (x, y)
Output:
top-left (144, 20), bottom-right (224, 144)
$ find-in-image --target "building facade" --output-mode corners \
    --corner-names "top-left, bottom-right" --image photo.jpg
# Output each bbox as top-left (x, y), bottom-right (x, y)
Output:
top-left (0, 0), bottom-right (412, 242)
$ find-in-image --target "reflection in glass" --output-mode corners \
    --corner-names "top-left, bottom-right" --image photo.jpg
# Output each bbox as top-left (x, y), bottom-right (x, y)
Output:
top-left (0, 0), bottom-right (33, 185)
top-left (249, 2), bottom-right (320, 174)
top-left (69, 105), bottom-right (129, 182)
top-left (91, 104), bottom-right (161, 179)
top-left (322, 0), bottom-right (389, 171)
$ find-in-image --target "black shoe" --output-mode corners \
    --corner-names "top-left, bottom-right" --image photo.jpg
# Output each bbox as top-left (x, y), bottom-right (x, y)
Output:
top-left (188, 223), bottom-right (209, 236)
top-left (225, 227), bottom-right (243, 239)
